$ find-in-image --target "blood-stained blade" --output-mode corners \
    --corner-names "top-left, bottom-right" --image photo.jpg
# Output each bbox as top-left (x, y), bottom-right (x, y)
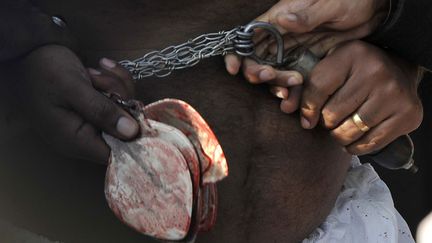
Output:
top-left (144, 99), bottom-right (228, 184)
top-left (103, 119), bottom-right (195, 241)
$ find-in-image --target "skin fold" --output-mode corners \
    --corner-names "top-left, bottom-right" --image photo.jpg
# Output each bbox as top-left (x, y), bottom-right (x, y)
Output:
top-left (0, 0), bottom-right (351, 242)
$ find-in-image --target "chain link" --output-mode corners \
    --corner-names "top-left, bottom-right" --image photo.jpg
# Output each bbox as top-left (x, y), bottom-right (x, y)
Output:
top-left (120, 27), bottom-right (242, 79)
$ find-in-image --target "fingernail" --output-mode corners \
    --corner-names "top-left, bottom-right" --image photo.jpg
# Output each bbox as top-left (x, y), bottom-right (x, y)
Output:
top-left (225, 60), bottom-right (239, 75)
top-left (284, 13), bottom-right (298, 22)
top-left (278, 12), bottom-right (298, 22)
top-left (287, 76), bottom-right (301, 86)
top-left (101, 57), bottom-right (117, 69)
top-left (259, 69), bottom-right (274, 80)
top-left (301, 116), bottom-right (311, 129)
top-left (275, 90), bottom-right (285, 99)
top-left (88, 68), bottom-right (101, 75)
top-left (116, 116), bottom-right (138, 138)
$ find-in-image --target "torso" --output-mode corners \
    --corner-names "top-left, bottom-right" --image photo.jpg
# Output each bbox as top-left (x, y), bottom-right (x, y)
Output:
top-left (2, 0), bottom-right (351, 242)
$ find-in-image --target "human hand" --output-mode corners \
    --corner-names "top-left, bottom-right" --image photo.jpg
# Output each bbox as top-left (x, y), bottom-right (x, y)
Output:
top-left (225, 0), bottom-right (388, 112)
top-left (300, 41), bottom-right (423, 155)
top-left (225, 25), bottom-right (380, 113)
top-left (17, 45), bottom-right (138, 163)
top-left (252, 0), bottom-right (389, 34)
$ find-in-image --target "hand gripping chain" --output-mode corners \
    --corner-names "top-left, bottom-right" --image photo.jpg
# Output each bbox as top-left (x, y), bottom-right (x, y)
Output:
top-left (119, 21), bottom-right (418, 173)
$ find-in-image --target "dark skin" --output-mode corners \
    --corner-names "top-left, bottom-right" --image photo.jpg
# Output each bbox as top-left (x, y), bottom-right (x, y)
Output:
top-left (233, 40), bottom-right (423, 155)
top-left (17, 45), bottom-right (138, 163)
top-left (226, 0), bottom-right (424, 155)
top-left (2, 0), bottom-right (350, 242)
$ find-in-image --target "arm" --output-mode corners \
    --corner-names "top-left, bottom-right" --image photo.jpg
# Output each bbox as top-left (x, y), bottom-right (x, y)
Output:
top-left (0, 0), bottom-right (75, 62)
top-left (1, 1), bottom-right (138, 163)
top-left (369, 0), bottom-right (432, 70)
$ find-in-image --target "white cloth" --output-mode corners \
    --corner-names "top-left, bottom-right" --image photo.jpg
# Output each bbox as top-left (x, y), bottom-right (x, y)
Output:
top-left (303, 156), bottom-right (415, 243)
top-left (417, 211), bottom-right (432, 243)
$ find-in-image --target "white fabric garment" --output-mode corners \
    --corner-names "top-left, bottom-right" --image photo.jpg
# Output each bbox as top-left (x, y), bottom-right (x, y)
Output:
top-left (303, 156), bottom-right (415, 243)
top-left (417, 211), bottom-right (432, 243)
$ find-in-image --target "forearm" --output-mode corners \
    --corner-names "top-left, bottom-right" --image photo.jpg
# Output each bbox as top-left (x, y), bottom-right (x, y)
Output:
top-left (0, 0), bottom-right (75, 62)
top-left (369, 0), bottom-right (432, 70)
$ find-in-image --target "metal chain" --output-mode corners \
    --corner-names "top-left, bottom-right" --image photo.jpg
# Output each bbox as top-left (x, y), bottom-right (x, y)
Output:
top-left (119, 21), bottom-right (287, 80)
top-left (120, 27), bottom-right (243, 79)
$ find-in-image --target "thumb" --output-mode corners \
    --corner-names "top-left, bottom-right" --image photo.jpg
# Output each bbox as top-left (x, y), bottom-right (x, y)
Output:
top-left (268, 2), bottom-right (337, 33)
top-left (70, 84), bottom-right (139, 140)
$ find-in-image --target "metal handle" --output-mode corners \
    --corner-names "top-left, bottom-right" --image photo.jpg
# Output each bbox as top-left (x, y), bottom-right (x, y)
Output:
top-left (284, 49), bottom-right (417, 172)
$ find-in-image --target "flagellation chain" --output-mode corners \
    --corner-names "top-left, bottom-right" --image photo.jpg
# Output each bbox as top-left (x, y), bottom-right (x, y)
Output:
top-left (119, 22), bottom-right (284, 79)
top-left (119, 21), bottom-right (419, 174)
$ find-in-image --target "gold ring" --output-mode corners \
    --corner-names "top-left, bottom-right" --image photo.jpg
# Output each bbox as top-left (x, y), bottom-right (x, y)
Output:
top-left (352, 113), bottom-right (370, 132)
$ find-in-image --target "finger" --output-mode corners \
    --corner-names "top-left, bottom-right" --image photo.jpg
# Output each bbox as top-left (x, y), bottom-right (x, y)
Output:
top-left (345, 116), bottom-right (404, 155)
top-left (254, 37), bottom-right (272, 57)
top-left (300, 53), bottom-right (351, 129)
top-left (88, 68), bottom-right (133, 99)
top-left (272, 1), bottom-right (340, 33)
top-left (268, 70), bottom-right (303, 87)
top-left (330, 92), bottom-right (396, 146)
top-left (99, 57), bottom-right (135, 96)
top-left (255, 6), bottom-right (288, 37)
top-left (68, 83), bottom-right (139, 140)
top-left (281, 85), bottom-right (302, 114)
top-left (269, 33), bottom-right (316, 55)
top-left (242, 58), bottom-right (276, 84)
top-left (321, 77), bottom-right (369, 129)
top-left (224, 54), bottom-right (242, 75)
top-left (296, 19), bottom-right (383, 57)
top-left (100, 57), bottom-right (133, 81)
top-left (270, 86), bottom-right (289, 99)
top-left (36, 106), bottom-right (110, 164)
top-left (252, 28), bottom-right (271, 45)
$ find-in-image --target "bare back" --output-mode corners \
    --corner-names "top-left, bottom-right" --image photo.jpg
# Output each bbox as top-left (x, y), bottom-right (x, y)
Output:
top-left (0, 0), bottom-right (352, 242)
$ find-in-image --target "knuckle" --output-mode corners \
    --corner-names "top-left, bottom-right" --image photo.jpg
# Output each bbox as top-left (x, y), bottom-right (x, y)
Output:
top-left (347, 143), bottom-right (369, 156)
top-left (321, 108), bottom-right (339, 129)
top-left (345, 146), bottom-right (358, 155)
top-left (331, 126), bottom-right (358, 146)
top-left (296, 13), bottom-right (315, 32)
top-left (305, 77), bottom-right (327, 96)
top-left (92, 100), bottom-right (115, 121)
top-left (243, 68), bottom-right (259, 83)
top-left (414, 102), bottom-right (424, 123)
top-left (383, 79), bottom-right (403, 95)
top-left (346, 41), bottom-right (368, 55)
top-left (403, 102), bottom-right (424, 131)
top-left (349, 135), bottom-right (386, 156)
top-left (369, 135), bottom-right (386, 148)
top-left (369, 60), bottom-right (387, 77)
top-left (403, 98), bottom-right (423, 117)
top-left (372, 134), bottom-right (392, 151)
top-left (301, 105), bottom-right (319, 117)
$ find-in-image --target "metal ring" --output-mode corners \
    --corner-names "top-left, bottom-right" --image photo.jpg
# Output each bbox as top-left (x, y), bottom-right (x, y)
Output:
top-left (52, 16), bottom-right (67, 28)
top-left (235, 21), bottom-right (284, 66)
top-left (352, 113), bottom-right (370, 132)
